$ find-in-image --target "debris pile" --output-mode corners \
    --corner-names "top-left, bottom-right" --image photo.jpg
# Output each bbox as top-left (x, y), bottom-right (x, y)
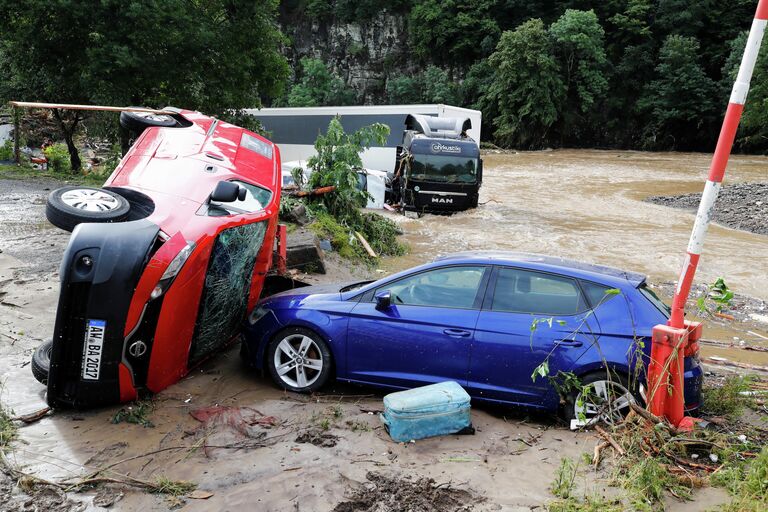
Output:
top-left (332, 471), bottom-right (478, 512)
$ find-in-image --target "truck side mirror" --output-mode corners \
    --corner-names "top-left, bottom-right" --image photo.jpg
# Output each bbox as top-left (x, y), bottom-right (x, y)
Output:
top-left (477, 159), bottom-right (483, 182)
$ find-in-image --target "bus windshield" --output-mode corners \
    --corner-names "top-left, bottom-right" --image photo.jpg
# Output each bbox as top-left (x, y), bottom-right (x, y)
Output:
top-left (410, 154), bottom-right (478, 183)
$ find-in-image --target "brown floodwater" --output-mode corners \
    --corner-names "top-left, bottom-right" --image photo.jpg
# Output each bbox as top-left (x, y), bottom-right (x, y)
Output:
top-left (386, 149), bottom-right (767, 299)
top-left (382, 149), bottom-right (768, 366)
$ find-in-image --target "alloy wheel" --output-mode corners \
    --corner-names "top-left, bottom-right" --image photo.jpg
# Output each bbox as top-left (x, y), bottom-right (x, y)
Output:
top-left (272, 334), bottom-right (324, 389)
top-left (573, 379), bottom-right (635, 426)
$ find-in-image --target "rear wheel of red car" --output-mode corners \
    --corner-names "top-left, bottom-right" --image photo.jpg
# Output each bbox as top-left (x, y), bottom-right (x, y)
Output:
top-left (46, 186), bottom-right (130, 232)
top-left (266, 327), bottom-right (332, 393)
top-left (31, 340), bottom-right (53, 385)
top-left (119, 109), bottom-right (178, 134)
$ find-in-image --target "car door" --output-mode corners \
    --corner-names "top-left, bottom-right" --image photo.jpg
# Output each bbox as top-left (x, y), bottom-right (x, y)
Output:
top-left (468, 267), bottom-right (598, 408)
top-left (345, 265), bottom-right (490, 389)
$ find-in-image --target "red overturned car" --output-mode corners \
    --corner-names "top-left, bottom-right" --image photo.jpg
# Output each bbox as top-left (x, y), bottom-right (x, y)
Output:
top-left (30, 107), bottom-right (282, 408)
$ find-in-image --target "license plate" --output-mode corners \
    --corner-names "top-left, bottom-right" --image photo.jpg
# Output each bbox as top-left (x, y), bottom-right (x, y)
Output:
top-left (82, 319), bottom-right (106, 381)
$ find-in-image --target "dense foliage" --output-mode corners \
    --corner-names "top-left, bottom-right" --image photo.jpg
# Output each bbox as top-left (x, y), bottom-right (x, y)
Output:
top-left (2, 1), bottom-right (766, 153)
top-left (303, 118), bottom-right (406, 259)
top-left (279, 0), bottom-right (767, 152)
top-left (0, 0), bottom-right (288, 169)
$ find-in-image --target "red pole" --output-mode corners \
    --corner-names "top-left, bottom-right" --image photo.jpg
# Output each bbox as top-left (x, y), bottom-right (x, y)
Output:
top-left (649, 0), bottom-right (768, 426)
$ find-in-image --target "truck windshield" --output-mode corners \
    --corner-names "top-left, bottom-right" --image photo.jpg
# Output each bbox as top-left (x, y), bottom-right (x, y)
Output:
top-left (410, 154), bottom-right (478, 183)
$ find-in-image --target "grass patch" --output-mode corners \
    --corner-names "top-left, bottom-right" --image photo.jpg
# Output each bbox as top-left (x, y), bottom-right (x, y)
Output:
top-left (0, 163), bottom-right (106, 186)
top-left (713, 446), bottom-right (768, 510)
top-left (152, 476), bottom-right (197, 496)
top-left (0, 387), bottom-right (17, 452)
top-left (702, 375), bottom-right (754, 418)
top-left (547, 495), bottom-right (623, 512)
top-left (309, 210), bottom-right (406, 262)
top-left (112, 400), bottom-right (155, 428)
top-left (551, 457), bottom-right (579, 499)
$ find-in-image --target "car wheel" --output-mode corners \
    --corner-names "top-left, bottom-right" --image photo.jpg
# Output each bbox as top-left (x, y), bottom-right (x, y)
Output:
top-left (564, 371), bottom-right (639, 427)
top-left (31, 340), bottom-right (52, 385)
top-left (119, 108), bottom-right (178, 134)
top-left (266, 327), bottom-right (332, 393)
top-left (46, 186), bottom-right (131, 232)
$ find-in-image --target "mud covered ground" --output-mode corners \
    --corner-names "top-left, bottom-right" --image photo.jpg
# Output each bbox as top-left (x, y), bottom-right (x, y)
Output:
top-left (2, 158), bottom-right (767, 511)
top-left (646, 182), bottom-right (768, 236)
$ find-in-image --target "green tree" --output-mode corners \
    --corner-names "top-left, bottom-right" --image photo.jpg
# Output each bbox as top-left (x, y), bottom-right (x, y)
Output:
top-left (421, 66), bottom-right (459, 105)
top-left (307, 117), bottom-right (389, 214)
top-left (386, 75), bottom-right (422, 104)
top-left (486, 19), bottom-right (565, 148)
top-left (0, 0), bottom-right (288, 172)
top-left (603, 0), bottom-right (656, 146)
top-left (286, 58), bottom-right (356, 107)
top-left (549, 9), bottom-right (609, 144)
top-left (639, 35), bottom-right (719, 149)
top-left (722, 31), bottom-right (768, 151)
top-left (408, 1), bottom-right (500, 66)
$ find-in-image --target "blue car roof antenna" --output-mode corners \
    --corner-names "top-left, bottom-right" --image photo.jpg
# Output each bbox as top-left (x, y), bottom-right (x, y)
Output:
top-left (434, 251), bottom-right (646, 287)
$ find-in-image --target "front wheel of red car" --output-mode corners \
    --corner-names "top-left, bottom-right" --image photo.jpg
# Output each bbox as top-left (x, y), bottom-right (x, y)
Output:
top-left (46, 186), bottom-right (130, 232)
top-left (266, 327), bottom-right (332, 393)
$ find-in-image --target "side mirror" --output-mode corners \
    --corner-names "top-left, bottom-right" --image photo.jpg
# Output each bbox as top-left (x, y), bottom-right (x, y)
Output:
top-left (477, 158), bottom-right (483, 183)
top-left (375, 290), bottom-right (392, 310)
top-left (211, 181), bottom-right (244, 202)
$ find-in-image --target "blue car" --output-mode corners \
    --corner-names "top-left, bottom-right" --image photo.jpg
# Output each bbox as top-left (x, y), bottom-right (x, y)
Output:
top-left (242, 252), bottom-right (703, 423)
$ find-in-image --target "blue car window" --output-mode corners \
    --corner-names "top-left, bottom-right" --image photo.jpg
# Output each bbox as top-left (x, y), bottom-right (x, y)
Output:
top-left (492, 268), bottom-right (585, 315)
top-left (580, 280), bottom-right (618, 309)
top-left (381, 266), bottom-right (486, 309)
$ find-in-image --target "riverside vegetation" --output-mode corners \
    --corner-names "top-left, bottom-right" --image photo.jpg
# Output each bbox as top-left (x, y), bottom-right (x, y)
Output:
top-left (3, 1), bottom-right (768, 173)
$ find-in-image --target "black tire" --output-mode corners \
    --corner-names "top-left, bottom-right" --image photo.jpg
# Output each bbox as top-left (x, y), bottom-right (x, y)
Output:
top-left (119, 108), bottom-right (178, 134)
top-left (31, 340), bottom-right (52, 385)
top-left (266, 327), bottom-right (333, 393)
top-left (46, 186), bottom-right (131, 232)
top-left (563, 370), bottom-right (641, 425)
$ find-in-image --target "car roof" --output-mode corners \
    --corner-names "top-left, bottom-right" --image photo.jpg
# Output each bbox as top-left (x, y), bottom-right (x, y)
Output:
top-left (433, 251), bottom-right (646, 287)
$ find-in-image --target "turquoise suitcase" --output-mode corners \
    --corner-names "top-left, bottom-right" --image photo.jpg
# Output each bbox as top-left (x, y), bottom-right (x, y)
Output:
top-left (380, 381), bottom-right (472, 442)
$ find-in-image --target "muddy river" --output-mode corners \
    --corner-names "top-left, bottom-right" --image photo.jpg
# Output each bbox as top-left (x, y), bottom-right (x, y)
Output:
top-left (388, 149), bottom-right (768, 301)
top-left (384, 149), bottom-right (768, 367)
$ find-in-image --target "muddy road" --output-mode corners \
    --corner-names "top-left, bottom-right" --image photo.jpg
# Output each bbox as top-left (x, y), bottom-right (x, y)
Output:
top-left (3, 148), bottom-right (767, 511)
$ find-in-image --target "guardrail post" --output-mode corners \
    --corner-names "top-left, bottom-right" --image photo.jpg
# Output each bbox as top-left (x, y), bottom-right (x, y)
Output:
top-left (648, 0), bottom-right (767, 426)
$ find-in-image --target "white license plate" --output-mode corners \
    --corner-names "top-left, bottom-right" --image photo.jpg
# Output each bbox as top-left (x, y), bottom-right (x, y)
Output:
top-left (81, 319), bottom-right (106, 381)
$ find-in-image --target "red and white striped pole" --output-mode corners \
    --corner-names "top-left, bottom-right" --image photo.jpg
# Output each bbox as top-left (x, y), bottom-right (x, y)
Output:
top-left (649, 0), bottom-right (768, 426)
top-left (670, 0), bottom-right (768, 328)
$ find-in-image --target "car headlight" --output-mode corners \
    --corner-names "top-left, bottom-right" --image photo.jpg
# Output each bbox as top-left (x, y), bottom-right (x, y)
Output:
top-left (150, 242), bottom-right (195, 300)
top-left (248, 306), bottom-right (271, 325)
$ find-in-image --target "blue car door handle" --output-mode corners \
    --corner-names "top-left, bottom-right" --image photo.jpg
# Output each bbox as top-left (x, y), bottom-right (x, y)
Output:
top-left (554, 339), bottom-right (584, 347)
top-left (443, 328), bottom-right (471, 338)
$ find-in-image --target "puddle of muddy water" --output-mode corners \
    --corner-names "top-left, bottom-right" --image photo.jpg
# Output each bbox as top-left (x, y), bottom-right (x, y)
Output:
top-left (383, 149), bottom-right (768, 303)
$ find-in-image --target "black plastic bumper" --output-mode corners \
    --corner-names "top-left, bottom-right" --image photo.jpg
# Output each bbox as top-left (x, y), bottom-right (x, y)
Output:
top-left (47, 219), bottom-right (159, 409)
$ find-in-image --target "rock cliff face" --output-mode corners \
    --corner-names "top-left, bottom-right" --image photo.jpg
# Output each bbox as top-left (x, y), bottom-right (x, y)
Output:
top-left (278, 10), bottom-right (413, 104)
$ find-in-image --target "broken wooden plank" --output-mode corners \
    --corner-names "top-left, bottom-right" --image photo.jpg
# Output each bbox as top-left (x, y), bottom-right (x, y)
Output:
top-left (8, 101), bottom-right (174, 114)
top-left (355, 231), bottom-right (378, 258)
top-left (595, 425), bottom-right (625, 456)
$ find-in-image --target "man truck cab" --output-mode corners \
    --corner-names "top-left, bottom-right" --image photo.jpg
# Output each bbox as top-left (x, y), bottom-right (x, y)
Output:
top-left (393, 114), bottom-right (482, 214)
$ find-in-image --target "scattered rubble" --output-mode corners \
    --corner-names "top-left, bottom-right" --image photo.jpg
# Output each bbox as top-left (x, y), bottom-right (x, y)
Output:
top-left (647, 182), bottom-right (768, 236)
top-left (332, 471), bottom-right (479, 512)
top-left (295, 427), bottom-right (339, 447)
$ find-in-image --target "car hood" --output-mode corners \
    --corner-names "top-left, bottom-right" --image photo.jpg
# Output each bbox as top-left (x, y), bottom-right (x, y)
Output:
top-left (264, 280), bottom-right (369, 304)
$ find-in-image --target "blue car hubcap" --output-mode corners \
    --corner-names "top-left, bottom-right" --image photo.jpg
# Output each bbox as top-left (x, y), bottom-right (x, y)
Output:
top-left (274, 334), bottom-right (323, 389)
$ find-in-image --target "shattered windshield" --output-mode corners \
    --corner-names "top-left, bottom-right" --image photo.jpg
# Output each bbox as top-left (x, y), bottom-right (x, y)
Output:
top-left (410, 154), bottom-right (478, 183)
top-left (190, 221), bottom-right (267, 363)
